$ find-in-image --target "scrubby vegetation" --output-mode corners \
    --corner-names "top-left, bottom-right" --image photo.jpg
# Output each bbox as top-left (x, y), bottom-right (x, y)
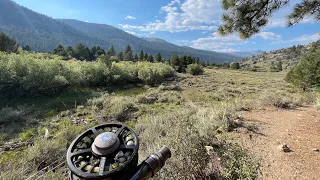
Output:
top-left (3, 65), bottom-right (315, 180)
top-left (0, 52), bottom-right (174, 97)
top-left (1, 69), bottom-right (269, 180)
top-left (286, 46), bottom-right (320, 90)
top-left (187, 63), bottom-right (204, 75)
top-left (0, 36), bottom-right (319, 180)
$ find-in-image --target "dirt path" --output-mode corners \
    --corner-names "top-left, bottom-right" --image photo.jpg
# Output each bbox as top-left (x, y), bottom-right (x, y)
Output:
top-left (229, 106), bottom-right (320, 180)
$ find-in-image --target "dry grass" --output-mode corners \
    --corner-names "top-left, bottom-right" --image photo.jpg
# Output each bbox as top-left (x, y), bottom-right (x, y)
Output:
top-left (1, 68), bottom-right (317, 180)
top-left (259, 90), bottom-right (316, 109)
top-left (316, 97), bottom-right (320, 110)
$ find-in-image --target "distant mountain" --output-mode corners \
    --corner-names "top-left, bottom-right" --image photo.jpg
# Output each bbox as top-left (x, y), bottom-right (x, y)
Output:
top-left (0, 0), bottom-right (240, 63)
top-left (58, 19), bottom-right (240, 62)
top-left (228, 50), bottom-right (264, 58)
top-left (0, 0), bottom-right (109, 51)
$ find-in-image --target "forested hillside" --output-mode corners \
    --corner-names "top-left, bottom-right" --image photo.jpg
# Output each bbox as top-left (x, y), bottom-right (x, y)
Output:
top-left (0, 0), bottom-right (240, 63)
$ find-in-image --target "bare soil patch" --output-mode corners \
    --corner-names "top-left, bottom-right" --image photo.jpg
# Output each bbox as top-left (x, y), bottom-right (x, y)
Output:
top-left (230, 106), bottom-right (320, 180)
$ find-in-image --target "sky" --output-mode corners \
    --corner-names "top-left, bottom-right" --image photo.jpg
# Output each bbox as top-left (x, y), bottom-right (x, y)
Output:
top-left (13, 0), bottom-right (320, 53)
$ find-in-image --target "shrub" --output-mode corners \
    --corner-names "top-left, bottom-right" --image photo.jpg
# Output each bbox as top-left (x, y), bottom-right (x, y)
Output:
top-left (286, 47), bottom-right (320, 90)
top-left (0, 52), bottom-right (174, 96)
top-left (230, 62), bottom-right (240, 70)
top-left (138, 62), bottom-right (174, 85)
top-left (217, 143), bottom-right (259, 180)
top-left (258, 90), bottom-right (314, 109)
top-left (135, 110), bottom-right (209, 180)
top-left (187, 63), bottom-right (204, 75)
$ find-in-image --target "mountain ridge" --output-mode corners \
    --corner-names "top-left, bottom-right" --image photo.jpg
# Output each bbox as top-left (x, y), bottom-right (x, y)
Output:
top-left (0, 0), bottom-right (240, 63)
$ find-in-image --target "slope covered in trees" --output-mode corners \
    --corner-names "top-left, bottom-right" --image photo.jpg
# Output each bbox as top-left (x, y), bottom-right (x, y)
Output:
top-left (0, 0), bottom-right (109, 51)
top-left (58, 19), bottom-right (240, 62)
top-left (0, 0), bottom-right (240, 63)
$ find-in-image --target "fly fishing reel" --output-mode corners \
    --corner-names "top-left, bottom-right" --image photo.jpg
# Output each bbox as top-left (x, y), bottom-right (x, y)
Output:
top-left (67, 123), bottom-right (171, 180)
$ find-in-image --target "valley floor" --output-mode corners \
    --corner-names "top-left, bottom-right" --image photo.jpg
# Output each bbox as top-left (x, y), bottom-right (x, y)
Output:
top-left (231, 106), bottom-right (320, 180)
top-left (1, 68), bottom-right (319, 180)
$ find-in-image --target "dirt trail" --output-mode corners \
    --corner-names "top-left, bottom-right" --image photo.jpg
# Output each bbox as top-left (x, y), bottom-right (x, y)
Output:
top-left (230, 106), bottom-right (320, 180)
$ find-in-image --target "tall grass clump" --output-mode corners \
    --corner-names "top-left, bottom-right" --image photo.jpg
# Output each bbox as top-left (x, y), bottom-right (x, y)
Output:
top-left (0, 52), bottom-right (174, 96)
top-left (259, 90), bottom-right (316, 109)
top-left (135, 110), bottom-right (209, 180)
top-left (87, 93), bottom-right (138, 121)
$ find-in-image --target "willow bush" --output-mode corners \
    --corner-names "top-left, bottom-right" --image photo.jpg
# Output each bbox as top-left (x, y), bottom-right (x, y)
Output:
top-left (0, 52), bottom-right (174, 96)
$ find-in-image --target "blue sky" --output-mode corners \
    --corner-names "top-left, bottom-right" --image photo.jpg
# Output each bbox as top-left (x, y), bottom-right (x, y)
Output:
top-left (13, 0), bottom-right (320, 52)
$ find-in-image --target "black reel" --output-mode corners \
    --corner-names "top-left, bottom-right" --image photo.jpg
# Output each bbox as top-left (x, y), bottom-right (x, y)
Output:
top-left (67, 123), bottom-right (139, 180)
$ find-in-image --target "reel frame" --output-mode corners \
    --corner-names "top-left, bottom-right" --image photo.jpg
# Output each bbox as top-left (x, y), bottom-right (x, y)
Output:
top-left (66, 123), bottom-right (139, 179)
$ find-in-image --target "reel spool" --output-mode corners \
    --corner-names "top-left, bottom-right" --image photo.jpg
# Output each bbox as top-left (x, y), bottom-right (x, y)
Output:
top-left (67, 123), bottom-right (139, 180)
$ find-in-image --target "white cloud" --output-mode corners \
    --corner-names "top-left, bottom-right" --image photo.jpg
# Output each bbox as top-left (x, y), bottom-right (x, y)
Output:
top-left (218, 48), bottom-right (241, 52)
top-left (119, 0), bottom-right (221, 33)
top-left (267, 19), bottom-right (286, 28)
top-left (85, 20), bottom-right (89, 23)
top-left (255, 32), bottom-right (281, 40)
top-left (177, 40), bottom-right (189, 43)
top-left (191, 32), bottom-right (246, 52)
top-left (124, 30), bottom-right (137, 35)
top-left (289, 33), bottom-right (320, 43)
top-left (267, 17), bottom-right (315, 28)
top-left (125, 15), bottom-right (136, 20)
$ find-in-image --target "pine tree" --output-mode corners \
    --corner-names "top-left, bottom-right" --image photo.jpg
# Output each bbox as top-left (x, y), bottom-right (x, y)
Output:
top-left (134, 54), bottom-right (139, 62)
top-left (170, 54), bottom-right (180, 68)
top-left (140, 50), bottom-right (144, 61)
top-left (87, 47), bottom-right (95, 61)
top-left (124, 50), bottom-right (133, 61)
top-left (118, 52), bottom-right (124, 61)
top-left (53, 45), bottom-right (65, 54)
top-left (107, 45), bottom-right (116, 56)
top-left (22, 45), bottom-right (32, 51)
top-left (219, 0), bottom-right (320, 39)
top-left (96, 48), bottom-right (106, 57)
top-left (124, 45), bottom-right (131, 55)
top-left (186, 55), bottom-right (193, 65)
top-left (196, 57), bottom-right (200, 64)
top-left (276, 61), bottom-right (283, 71)
top-left (192, 57), bottom-right (196, 64)
top-left (155, 53), bottom-right (162, 62)
top-left (286, 47), bottom-right (320, 89)
top-left (66, 46), bottom-right (75, 57)
top-left (91, 46), bottom-right (97, 56)
top-left (0, 33), bottom-right (18, 53)
top-left (147, 54), bottom-right (154, 62)
top-left (75, 44), bottom-right (90, 60)
top-left (144, 53), bottom-right (148, 60)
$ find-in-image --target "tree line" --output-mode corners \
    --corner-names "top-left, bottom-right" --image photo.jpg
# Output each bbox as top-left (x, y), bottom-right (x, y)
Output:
top-left (51, 43), bottom-right (217, 72)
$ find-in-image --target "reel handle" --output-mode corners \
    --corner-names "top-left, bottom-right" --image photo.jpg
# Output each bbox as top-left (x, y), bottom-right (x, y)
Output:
top-left (130, 146), bottom-right (171, 180)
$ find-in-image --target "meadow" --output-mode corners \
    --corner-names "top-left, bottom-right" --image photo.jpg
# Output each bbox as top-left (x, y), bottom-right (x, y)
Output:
top-left (0, 52), bottom-right (318, 180)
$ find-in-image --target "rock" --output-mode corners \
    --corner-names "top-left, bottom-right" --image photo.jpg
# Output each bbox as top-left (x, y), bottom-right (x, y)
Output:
top-left (277, 143), bottom-right (291, 152)
top-left (77, 105), bottom-right (85, 110)
top-left (44, 128), bottom-right (49, 139)
top-left (312, 148), bottom-right (319, 152)
top-left (205, 146), bottom-right (214, 155)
